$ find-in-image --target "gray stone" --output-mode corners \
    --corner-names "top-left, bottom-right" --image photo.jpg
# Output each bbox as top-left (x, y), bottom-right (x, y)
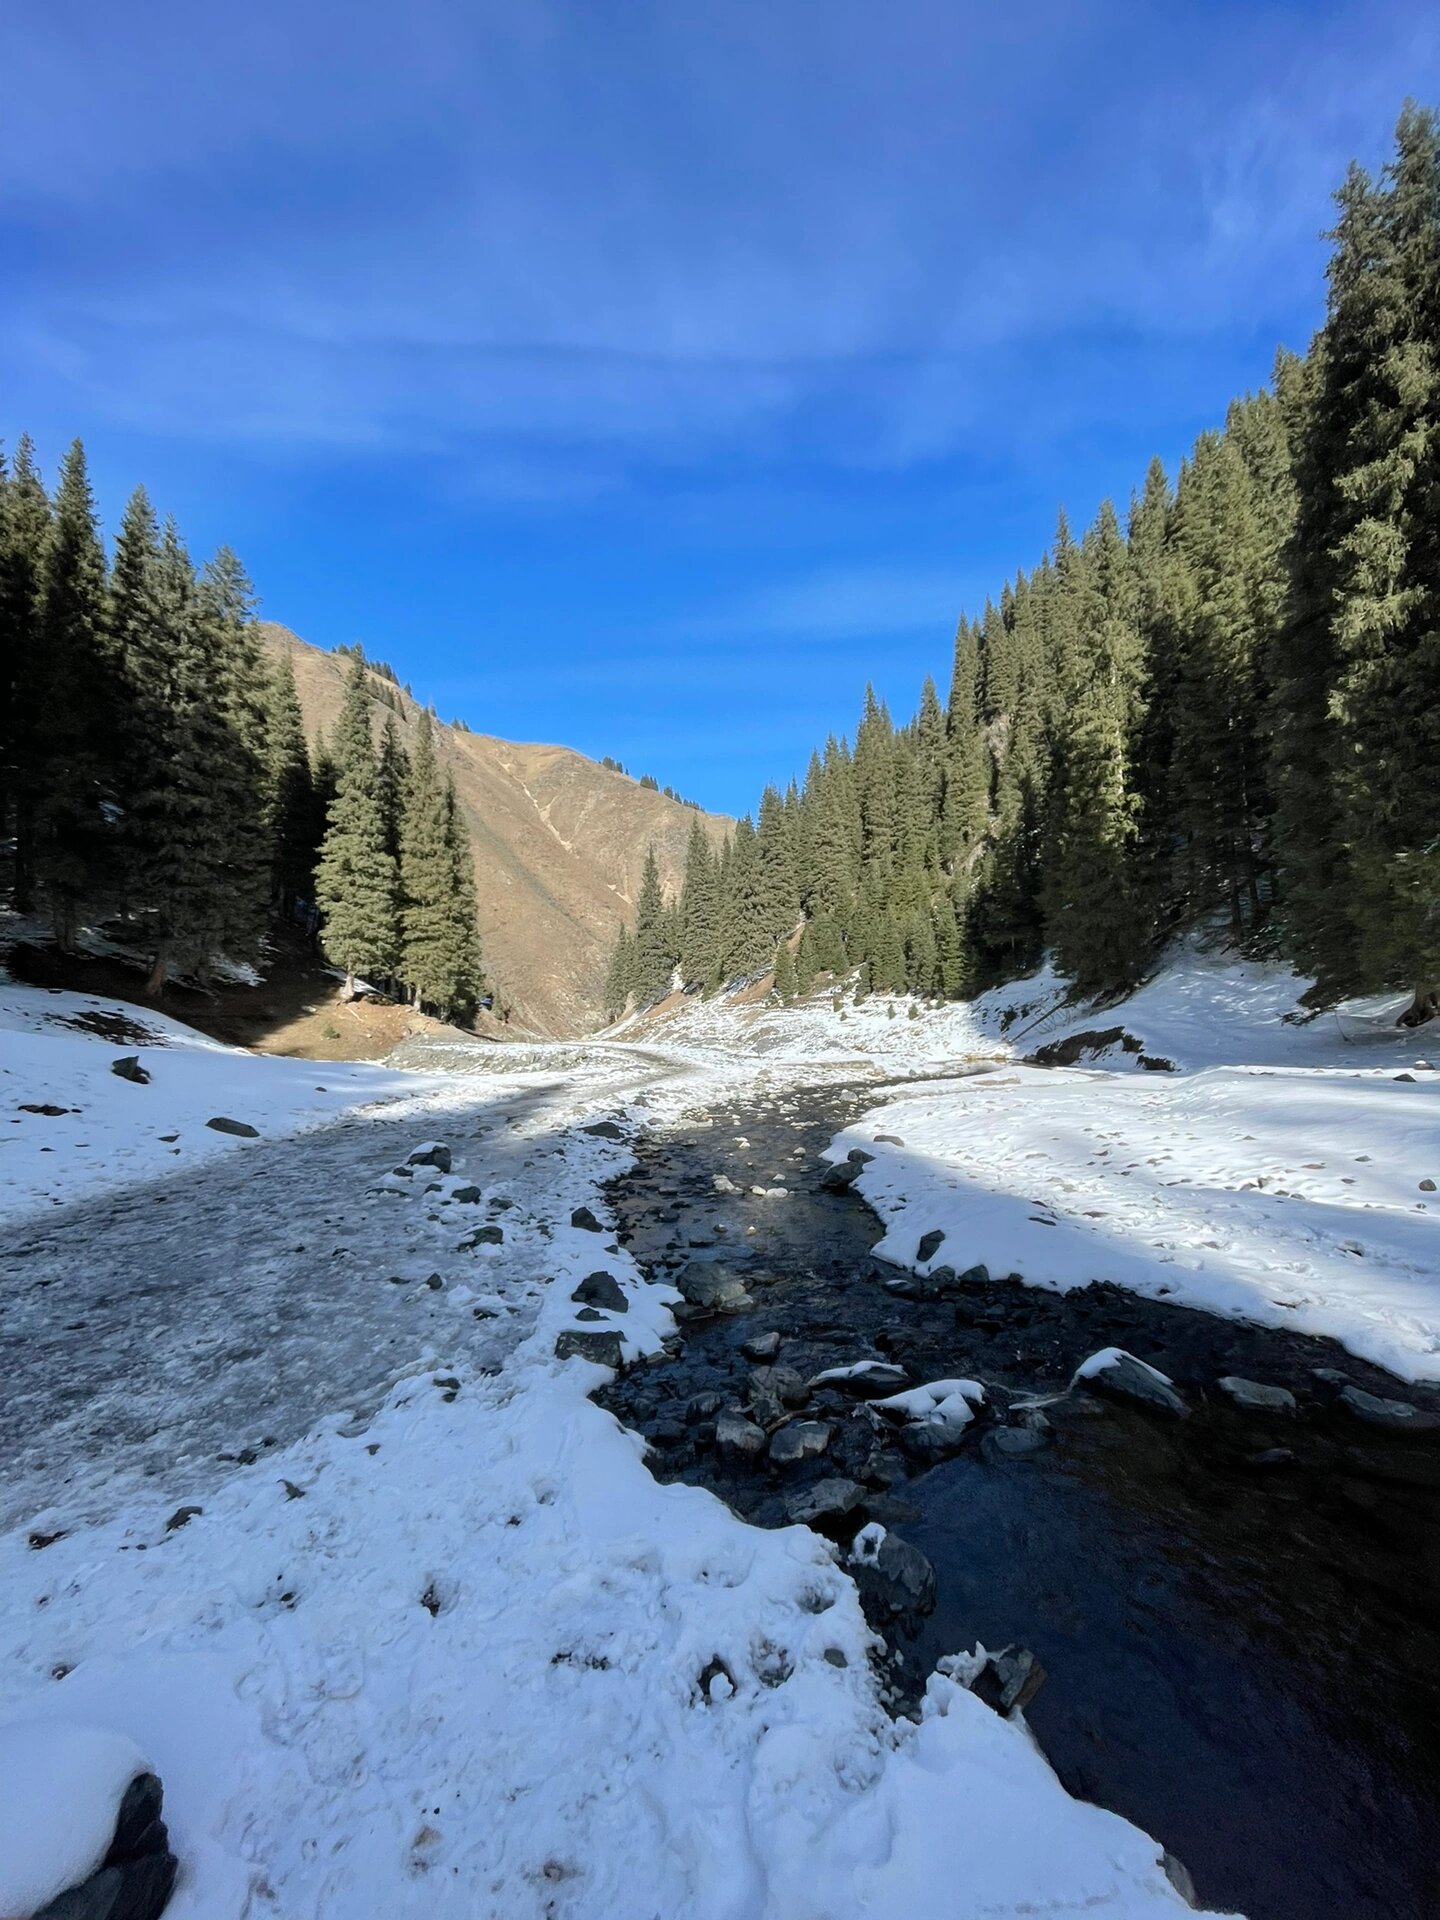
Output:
top-left (786, 1477), bottom-right (866, 1525)
top-left (1217, 1375), bottom-right (1296, 1414)
top-left (206, 1116), bottom-right (258, 1138)
top-left (571, 1271), bottom-right (628, 1313)
top-left (555, 1328), bottom-right (624, 1367)
top-left (851, 1532), bottom-right (936, 1619)
top-left (583, 1120), bottom-right (626, 1140)
top-left (805, 1360), bottom-right (909, 1398)
top-left (450, 1184), bottom-right (484, 1204)
top-left (570, 1206), bottom-right (604, 1232)
top-left (819, 1159), bottom-right (863, 1192)
top-left (676, 1261), bottom-right (753, 1315)
top-left (716, 1409), bottom-right (768, 1462)
top-left (769, 1421), bottom-right (833, 1467)
top-left (1081, 1352), bottom-right (1188, 1419)
top-left (741, 1330), bottom-right (782, 1361)
top-left (408, 1143), bottom-right (452, 1172)
top-left (874, 1133), bottom-right (904, 1146)
top-left (1339, 1384), bottom-right (1437, 1429)
top-left (969, 1646), bottom-right (1047, 1716)
top-left (110, 1055), bottom-right (150, 1084)
top-left (981, 1425), bottom-right (1049, 1461)
top-left (916, 1228), bottom-right (946, 1263)
top-left (459, 1224), bottom-right (504, 1247)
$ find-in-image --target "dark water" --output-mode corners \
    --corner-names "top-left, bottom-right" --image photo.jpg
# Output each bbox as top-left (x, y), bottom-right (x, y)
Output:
top-left (598, 1079), bottom-right (1440, 1920)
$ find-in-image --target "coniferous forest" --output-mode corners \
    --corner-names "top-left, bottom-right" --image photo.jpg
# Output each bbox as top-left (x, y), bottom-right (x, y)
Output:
top-left (607, 107), bottom-right (1440, 1024)
top-left (0, 451), bottom-right (487, 1023)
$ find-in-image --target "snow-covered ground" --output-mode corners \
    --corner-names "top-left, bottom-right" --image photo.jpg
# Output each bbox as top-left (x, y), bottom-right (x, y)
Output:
top-left (0, 976), bottom-right (1206, 1919)
top-left (816, 950), bottom-right (1440, 1382)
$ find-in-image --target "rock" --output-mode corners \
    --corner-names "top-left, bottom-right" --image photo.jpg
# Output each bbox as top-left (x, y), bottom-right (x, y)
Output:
top-left (848, 1523), bottom-right (937, 1619)
top-left (675, 1262), bottom-right (753, 1315)
top-left (741, 1330), bottom-right (782, 1362)
top-left (805, 1360), bottom-right (909, 1398)
top-left (1242, 1447), bottom-right (1297, 1470)
top-left (206, 1116), bottom-right (258, 1138)
top-left (1339, 1384), bottom-right (1438, 1430)
top-left (33, 1769), bottom-right (177, 1920)
top-left (583, 1120), bottom-right (626, 1140)
top-left (819, 1160), bottom-right (863, 1192)
top-left (685, 1391), bottom-right (724, 1424)
top-left (874, 1133), bottom-right (904, 1146)
top-left (458, 1225), bottom-right (504, 1247)
top-left (1161, 1852), bottom-right (1199, 1908)
top-left (164, 1505), bottom-right (202, 1532)
top-left (786, 1477), bottom-right (866, 1525)
top-left (769, 1421), bottom-right (833, 1466)
top-left (886, 1265), bottom-right (960, 1302)
top-left (425, 1272), bottom-right (445, 1290)
top-left (846, 1147), bottom-right (874, 1166)
top-left (898, 1422), bottom-right (971, 1464)
top-left (712, 1174), bottom-right (741, 1194)
top-left (715, 1409), bottom-right (768, 1463)
top-left (916, 1228), bottom-right (946, 1263)
top-left (969, 1646), bottom-right (1047, 1716)
top-left (448, 1184), bottom-right (482, 1204)
top-left (1421, 1178), bottom-right (1436, 1192)
top-left (555, 1328), bottom-right (624, 1367)
top-left (1217, 1375), bottom-right (1296, 1414)
top-left (571, 1271), bottom-right (628, 1313)
top-left (981, 1426), bottom-right (1049, 1461)
top-left (570, 1206), bottom-right (604, 1232)
top-left (408, 1142), bottom-right (452, 1172)
top-left (110, 1056), bottom-right (150, 1084)
top-left (1074, 1348), bottom-right (1188, 1419)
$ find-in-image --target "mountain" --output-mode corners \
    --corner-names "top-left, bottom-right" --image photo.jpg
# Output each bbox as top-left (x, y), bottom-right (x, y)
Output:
top-left (259, 625), bottom-right (731, 1036)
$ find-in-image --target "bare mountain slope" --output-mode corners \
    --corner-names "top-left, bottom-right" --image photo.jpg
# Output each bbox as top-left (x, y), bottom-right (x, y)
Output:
top-left (260, 625), bottom-right (730, 1036)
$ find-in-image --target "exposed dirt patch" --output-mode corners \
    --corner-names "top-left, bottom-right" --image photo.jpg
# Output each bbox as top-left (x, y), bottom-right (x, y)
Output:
top-left (4, 929), bottom-right (483, 1062)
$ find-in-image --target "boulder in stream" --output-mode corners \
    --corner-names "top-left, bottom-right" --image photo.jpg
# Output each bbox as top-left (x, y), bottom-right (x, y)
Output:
top-left (1073, 1348), bottom-right (1188, 1419)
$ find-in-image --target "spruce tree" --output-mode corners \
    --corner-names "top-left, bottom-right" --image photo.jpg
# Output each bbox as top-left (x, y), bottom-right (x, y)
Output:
top-left (678, 817), bottom-right (720, 983)
top-left (315, 654), bottom-right (399, 992)
top-left (772, 938), bottom-right (798, 1001)
top-left (264, 653), bottom-right (318, 914)
top-left (198, 547), bottom-right (270, 968)
top-left (398, 708), bottom-right (457, 1010)
top-left (32, 440), bottom-right (116, 946)
top-left (631, 844), bottom-right (675, 1005)
top-left (0, 437), bottom-right (52, 907)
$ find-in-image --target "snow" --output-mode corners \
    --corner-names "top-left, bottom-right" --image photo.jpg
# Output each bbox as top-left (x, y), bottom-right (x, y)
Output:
top-left (0, 979), bottom-right (467, 1217)
top-left (0, 975), bottom-right (1214, 1920)
top-left (0, 1720), bottom-right (145, 1916)
top-left (788, 946), bottom-right (1439, 1381)
top-left (874, 1379), bottom-right (987, 1430)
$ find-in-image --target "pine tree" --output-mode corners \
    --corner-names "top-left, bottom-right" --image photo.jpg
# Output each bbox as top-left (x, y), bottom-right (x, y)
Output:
top-left (398, 708), bottom-right (457, 1010)
top-left (31, 441), bottom-right (116, 946)
top-left (605, 924), bottom-right (635, 1020)
top-left (264, 652), bottom-right (318, 914)
top-left (678, 817), bottom-right (720, 983)
top-left (939, 617), bottom-right (990, 882)
top-left (439, 771), bottom-right (486, 1022)
top-left (198, 547), bottom-right (270, 968)
top-left (0, 436), bottom-right (52, 907)
top-left (772, 938), bottom-right (798, 1001)
top-left (631, 844), bottom-right (675, 1005)
top-left (315, 654), bottom-right (400, 991)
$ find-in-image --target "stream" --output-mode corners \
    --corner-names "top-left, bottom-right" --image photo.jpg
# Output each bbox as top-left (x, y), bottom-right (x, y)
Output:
top-left (596, 1076), bottom-right (1440, 1920)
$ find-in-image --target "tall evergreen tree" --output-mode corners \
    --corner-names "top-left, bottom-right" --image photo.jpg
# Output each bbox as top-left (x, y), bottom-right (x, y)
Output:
top-left (315, 655), bottom-right (400, 992)
top-left (0, 436), bottom-right (51, 906)
top-left (264, 653), bottom-right (318, 914)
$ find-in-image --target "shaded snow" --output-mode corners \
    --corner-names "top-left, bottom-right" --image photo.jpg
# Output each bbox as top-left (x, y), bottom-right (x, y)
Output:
top-left (0, 1721), bottom-right (145, 1915)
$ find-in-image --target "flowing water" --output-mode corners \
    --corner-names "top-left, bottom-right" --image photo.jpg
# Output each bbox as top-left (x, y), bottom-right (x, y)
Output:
top-left (598, 1078), bottom-right (1440, 1920)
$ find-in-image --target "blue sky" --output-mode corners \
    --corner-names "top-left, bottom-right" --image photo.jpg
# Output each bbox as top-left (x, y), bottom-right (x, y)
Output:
top-left (5, 1), bottom-right (1436, 815)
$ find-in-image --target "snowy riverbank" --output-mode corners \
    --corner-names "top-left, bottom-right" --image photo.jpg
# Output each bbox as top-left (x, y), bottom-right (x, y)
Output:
top-left (0, 976), bottom-right (1209, 1919)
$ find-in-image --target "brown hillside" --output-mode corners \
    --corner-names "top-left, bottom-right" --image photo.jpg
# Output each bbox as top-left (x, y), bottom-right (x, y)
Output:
top-left (260, 625), bottom-right (730, 1036)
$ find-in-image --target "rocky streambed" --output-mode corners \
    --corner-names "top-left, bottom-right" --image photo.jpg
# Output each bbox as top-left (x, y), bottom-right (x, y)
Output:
top-left (596, 1078), bottom-right (1440, 1920)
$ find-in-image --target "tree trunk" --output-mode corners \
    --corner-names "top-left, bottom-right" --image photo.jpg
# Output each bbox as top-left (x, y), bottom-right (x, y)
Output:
top-left (147, 939), bottom-right (169, 997)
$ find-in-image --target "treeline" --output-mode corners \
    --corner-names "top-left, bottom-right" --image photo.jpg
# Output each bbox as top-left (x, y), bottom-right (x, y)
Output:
top-left (606, 105), bottom-right (1440, 1021)
top-left (0, 441), bottom-right (488, 1022)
